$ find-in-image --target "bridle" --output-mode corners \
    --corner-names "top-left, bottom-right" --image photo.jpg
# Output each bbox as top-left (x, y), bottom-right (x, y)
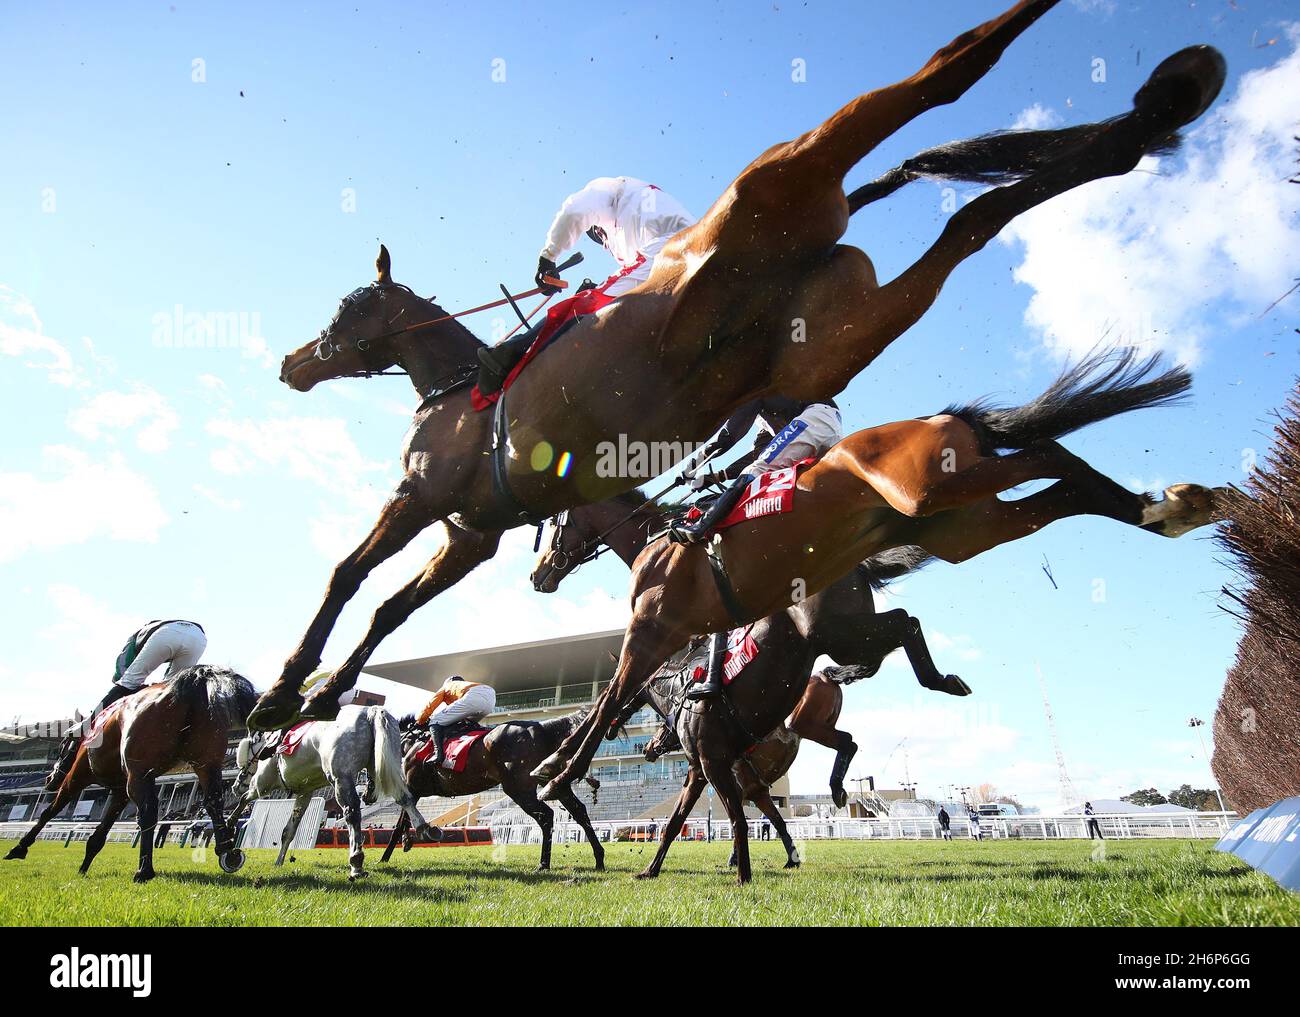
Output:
top-left (535, 510), bottom-right (617, 578)
top-left (313, 282), bottom-right (422, 378)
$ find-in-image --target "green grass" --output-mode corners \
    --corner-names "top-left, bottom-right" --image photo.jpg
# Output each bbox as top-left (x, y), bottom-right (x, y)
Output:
top-left (1, 838), bottom-right (1296, 926)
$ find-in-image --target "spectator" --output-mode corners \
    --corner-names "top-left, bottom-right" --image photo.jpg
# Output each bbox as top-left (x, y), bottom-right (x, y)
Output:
top-left (1084, 801), bottom-right (1104, 840)
top-left (937, 806), bottom-right (952, 841)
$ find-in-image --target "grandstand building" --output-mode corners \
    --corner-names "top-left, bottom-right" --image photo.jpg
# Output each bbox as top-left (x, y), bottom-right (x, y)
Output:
top-left (366, 628), bottom-right (792, 826)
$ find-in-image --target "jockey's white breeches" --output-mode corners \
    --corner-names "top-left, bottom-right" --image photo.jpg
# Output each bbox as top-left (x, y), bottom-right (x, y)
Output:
top-left (748, 403), bottom-right (843, 476)
top-left (428, 685), bottom-right (496, 726)
top-left (118, 621), bottom-right (208, 690)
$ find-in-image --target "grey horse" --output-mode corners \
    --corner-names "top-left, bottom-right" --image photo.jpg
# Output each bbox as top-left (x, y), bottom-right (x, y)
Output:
top-left (230, 705), bottom-right (437, 880)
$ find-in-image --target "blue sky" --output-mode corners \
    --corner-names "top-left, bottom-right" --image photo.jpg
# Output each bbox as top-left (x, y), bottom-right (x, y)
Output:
top-left (2, 1), bottom-right (1297, 810)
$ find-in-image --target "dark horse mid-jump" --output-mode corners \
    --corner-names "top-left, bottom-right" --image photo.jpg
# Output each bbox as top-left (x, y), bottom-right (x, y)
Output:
top-left (531, 498), bottom-right (968, 807)
top-left (5, 666), bottom-right (256, 883)
top-left (381, 712), bottom-right (606, 872)
top-left (532, 352), bottom-right (1228, 806)
top-left (249, 1), bottom-right (1226, 730)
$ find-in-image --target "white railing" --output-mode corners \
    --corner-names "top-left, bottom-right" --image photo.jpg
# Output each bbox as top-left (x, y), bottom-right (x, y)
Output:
top-left (4, 811), bottom-right (1236, 852)
top-left (498, 811), bottom-right (1237, 845)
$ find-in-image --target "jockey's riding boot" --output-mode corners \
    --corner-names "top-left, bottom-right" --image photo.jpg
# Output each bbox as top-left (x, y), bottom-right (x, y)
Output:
top-left (686, 632), bottom-right (728, 701)
top-left (476, 327), bottom-right (540, 396)
top-left (430, 724), bottom-right (448, 766)
top-left (668, 476), bottom-right (750, 545)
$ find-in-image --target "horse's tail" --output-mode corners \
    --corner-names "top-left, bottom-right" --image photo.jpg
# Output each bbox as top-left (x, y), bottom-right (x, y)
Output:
top-left (858, 546), bottom-right (934, 591)
top-left (847, 116), bottom-right (1183, 214)
top-left (945, 347), bottom-right (1191, 454)
top-left (820, 665), bottom-right (877, 685)
top-left (169, 665), bottom-right (258, 730)
top-left (370, 708), bottom-right (409, 803)
top-left (235, 736), bottom-right (252, 769)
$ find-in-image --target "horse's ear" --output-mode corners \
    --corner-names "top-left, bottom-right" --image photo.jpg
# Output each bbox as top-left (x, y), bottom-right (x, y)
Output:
top-left (376, 244), bottom-right (392, 284)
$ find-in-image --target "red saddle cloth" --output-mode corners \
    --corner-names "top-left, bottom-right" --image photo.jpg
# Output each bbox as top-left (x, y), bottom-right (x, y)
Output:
top-left (277, 720), bottom-right (314, 757)
top-left (413, 727), bottom-right (491, 772)
top-left (469, 256), bottom-right (645, 412)
top-left (691, 627), bottom-right (760, 687)
top-left (83, 698), bottom-right (128, 745)
top-left (684, 458), bottom-right (816, 532)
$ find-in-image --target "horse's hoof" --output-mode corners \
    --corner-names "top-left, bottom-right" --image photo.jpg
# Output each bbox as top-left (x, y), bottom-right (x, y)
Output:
top-left (246, 689), bottom-right (304, 732)
top-left (1140, 484), bottom-right (1225, 537)
top-left (531, 755), bottom-right (562, 782)
top-left (538, 779), bottom-right (565, 802)
top-left (832, 787), bottom-right (848, 809)
top-left (4, 846), bottom-right (27, 861)
top-left (635, 869), bottom-right (658, 880)
top-left (594, 860), bottom-right (606, 872)
top-left (299, 693), bottom-right (342, 723)
top-left (348, 870), bottom-right (368, 882)
top-left (415, 825), bottom-right (440, 844)
top-left (785, 860), bottom-right (801, 869)
top-left (132, 870), bottom-right (154, 884)
top-left (1134, 45), bottom-right (1226, 128)
top-left (945, 675), bottom-right (972, 696)
top-left (219, 849), bottom-right (245, 874)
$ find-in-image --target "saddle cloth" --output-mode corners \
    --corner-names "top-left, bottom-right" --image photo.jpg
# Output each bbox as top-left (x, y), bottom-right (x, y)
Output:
top-left (277, 720), bottom-right (315, 757)
top-left (691, 627), bottom-right (760, 687)
top-left (83, 699), bottom-right (129, 745)
top-left (684, 458), bottom-right (816, 532)
top-left (413, 726), bottom-right (491, 772)
top-left (469, 256), bottom-right (645, 412)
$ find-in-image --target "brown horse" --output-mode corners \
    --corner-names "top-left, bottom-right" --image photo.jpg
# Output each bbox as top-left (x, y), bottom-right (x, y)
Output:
top-left (531, 495), bottom-right (968, 807)
top-left (534, 351), bottom-right (1229, 799)
top-left (4, 666), bottom-right (256, 882)
top-left (249, 2), bottom-right (1226, 730)
top-left (381, 712), bottom-right (605, 872)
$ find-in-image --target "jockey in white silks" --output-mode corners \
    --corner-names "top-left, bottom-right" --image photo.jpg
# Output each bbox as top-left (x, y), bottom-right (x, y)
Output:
top-left (416, 675), bottom-right (497, 766)
top-left (46, 619), bottom-right (208, 789)
top-left (475, 176), bottom-right (696, 393)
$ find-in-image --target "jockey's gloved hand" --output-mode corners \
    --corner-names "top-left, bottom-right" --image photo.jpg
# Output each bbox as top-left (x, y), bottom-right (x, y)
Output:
top-left (689, 469), bottom-right (721, 492)
top-left (535, 257), bottom-right (563, 295)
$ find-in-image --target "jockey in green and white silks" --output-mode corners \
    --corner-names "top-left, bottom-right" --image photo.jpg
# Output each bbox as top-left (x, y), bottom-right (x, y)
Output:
top-left (45, 620), bottom-right (207, 789)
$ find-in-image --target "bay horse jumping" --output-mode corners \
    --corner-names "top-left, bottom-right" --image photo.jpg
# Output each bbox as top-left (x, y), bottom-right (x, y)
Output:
top-left (4, 666), bottom-right (256, 883)
top-left (249, 1), bottom-right (1225, 730)
top-left (531, 501), bottom-right (968, 805)
top-left (379, 712), bottom-right (606, 872)
top-left (227, 706), bottom-right (439, 881)
top-left (533, 351), bottom-right (1229, 799)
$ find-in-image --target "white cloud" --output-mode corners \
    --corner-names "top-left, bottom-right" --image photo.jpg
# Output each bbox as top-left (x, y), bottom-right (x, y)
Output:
top-left (67, 385), bottom-right (180, 453)
top-left (0, 446), bottom-right (169, 562)
top-left (205, 415), bottom-right (390, 508)
top-left (0, 285), bottom-right (83, 387)
top-left (1010, 103), bottom-right (1063, 131)
top-left (1000, 31), bottom-right (1300, 364)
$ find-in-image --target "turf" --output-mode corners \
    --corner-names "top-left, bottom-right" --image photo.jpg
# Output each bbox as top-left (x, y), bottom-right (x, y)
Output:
top-left (1, 838), bottom-right (1295, 927)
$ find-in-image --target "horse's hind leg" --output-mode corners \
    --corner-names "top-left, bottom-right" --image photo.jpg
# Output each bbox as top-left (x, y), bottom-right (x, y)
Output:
top-left (128, 772), bottom-right (159, 883)
top-left (300, 520), bottom-right (502, 721)
top-left (785, 1), bottom-right (1059, 180)
top-left (637, 768), bottom-right (707, 880)
top-left (554, 784), bottom-right (606, 872)
top-left (334, 778), bottom-right (367, 881)
top-left (250, 482), bottom-right (438, 729)
top-left (507, 783), bottom-right (556, 871)
top-left (751, 789), bottom-right (800, 870)
top-left (5, 756), bottom-right (92, 860)
top-left (79, 789), bottom-right (127, 875)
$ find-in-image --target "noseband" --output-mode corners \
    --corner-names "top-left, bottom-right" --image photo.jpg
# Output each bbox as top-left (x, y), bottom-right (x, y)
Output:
top-left (314, 282), bottom-right (423, 377)
top-left (538, 509), bottom-right (609, 578)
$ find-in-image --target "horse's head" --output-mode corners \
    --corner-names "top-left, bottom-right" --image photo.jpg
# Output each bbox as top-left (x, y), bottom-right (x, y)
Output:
top-left (644, 723), bottom-right (676, 763)
top-left (279, 245), bottom-right (440, 392)
top-left (531, 509), bottom-right (594, 593)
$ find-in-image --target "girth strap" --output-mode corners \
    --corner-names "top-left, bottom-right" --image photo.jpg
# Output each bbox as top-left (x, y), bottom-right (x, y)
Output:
top-left (491, 393), bottom-right (545, 525)
top-left (704, 538), bottom-right (749, 628)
